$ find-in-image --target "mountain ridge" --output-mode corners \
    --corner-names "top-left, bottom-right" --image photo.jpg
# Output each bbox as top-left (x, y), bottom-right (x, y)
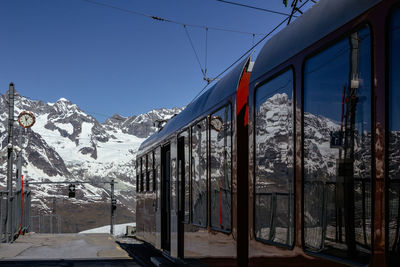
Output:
top-left (0, 89), bottom-right (183, 220)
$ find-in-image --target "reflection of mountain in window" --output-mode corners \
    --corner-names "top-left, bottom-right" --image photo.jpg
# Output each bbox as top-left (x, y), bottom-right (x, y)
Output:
top-left (254, 69), bottom-right (294, 246)
top-left (191, 119), bottom-right (207, 227)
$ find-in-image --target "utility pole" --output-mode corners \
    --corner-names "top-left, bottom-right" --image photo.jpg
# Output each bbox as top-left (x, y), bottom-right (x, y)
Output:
top-left (6, 83), bottom-right (15, 243)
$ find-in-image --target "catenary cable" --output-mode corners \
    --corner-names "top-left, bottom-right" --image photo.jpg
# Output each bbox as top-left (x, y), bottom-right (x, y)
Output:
top-left (187, 0), bottom-right (311, 104)
top-left (82, 0), bottom-right (264, 36)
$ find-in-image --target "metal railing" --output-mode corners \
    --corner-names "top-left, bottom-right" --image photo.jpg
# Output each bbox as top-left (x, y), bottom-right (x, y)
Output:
top-left (30, 214), bottom-right (61, 234)
top-left (0, 189), bottom-right (31, 243)
top-left (303, 179), bottom-right (372, 251)
top-left (254, 191), bottom-right (294, 246)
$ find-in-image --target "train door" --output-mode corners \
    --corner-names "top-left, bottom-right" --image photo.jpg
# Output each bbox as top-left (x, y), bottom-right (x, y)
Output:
top-left (161, 144), bottom-right (171, 252)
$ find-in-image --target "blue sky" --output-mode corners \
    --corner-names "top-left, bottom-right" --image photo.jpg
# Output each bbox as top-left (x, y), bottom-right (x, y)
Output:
top-left (0, 0), bottom-right (313, 121)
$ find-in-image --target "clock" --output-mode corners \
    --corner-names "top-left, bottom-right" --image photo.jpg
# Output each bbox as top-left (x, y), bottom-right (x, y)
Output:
top-left (18, 111), bottom-right (36, 128)
top-left (210, 116), bottom-right (223, 132)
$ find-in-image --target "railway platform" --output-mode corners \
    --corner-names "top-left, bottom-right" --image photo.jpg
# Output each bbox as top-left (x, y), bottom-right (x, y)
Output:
top-left (0, 232), bottom-right (139, 266)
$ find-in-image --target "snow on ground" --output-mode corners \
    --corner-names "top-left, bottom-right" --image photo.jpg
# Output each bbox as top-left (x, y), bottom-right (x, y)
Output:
top-left (79, 222), bottom-right (136, 236)
top-left (55, 122), bottom-right (74, 135)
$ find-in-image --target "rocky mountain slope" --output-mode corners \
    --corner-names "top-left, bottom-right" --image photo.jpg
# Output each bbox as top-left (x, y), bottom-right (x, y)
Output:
top-left (0, 90), bottom-right (182, 226)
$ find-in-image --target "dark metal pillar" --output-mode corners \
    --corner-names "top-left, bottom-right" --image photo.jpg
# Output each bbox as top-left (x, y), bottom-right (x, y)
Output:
top-left (110, 179), bottom-right (115, 235)
top-left (6, 83), bottom-right (15, 243)
top-left (16, 128), bottom-right (23, 191)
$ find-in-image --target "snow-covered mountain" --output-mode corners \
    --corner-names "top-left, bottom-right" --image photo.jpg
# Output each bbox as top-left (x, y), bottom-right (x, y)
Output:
top-left (0, 90), bottom-right (182, 221)
top-left (255, 92), bottom-right (372, 188)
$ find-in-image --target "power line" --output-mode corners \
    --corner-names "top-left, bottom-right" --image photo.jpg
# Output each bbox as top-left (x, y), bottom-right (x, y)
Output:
top-left (184, 25), bottom-right (206, 78)
top-left (82, 0), bottom-right (264, 36)
top-left (187, 0), bottom-right (311, 104)
top-left (288, 0), bottom-right (301, 25)
top-left (216, 0), bottom-right (297, 17)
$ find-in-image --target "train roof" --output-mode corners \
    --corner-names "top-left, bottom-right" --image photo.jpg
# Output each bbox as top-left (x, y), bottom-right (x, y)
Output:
top-left (250, 0), bottom-right (383, 83)
top-left (138, 57), bottom-right (250, 154)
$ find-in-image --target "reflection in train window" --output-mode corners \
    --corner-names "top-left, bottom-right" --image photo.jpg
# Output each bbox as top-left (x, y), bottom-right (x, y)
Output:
top-left (210, 105), bottom-right (232, 232)
top-left (152, 151), bottom-right (156, 191)
top-left (388, 8), bottom-right (400, 264)
top-left (303, 27), bottom-right (371, 262)
top-left (154, 148), bottom-right (161, 209)
top-left (178, 130), bottom-right (190, 223)
top-left (145, 155), bottom-right (149, 192)
top-left (136, 159), bottom-right (139, 193)
top-left (191, 119), bottom-right (208, 227)
top-left (148, 152), bottom-right (153, 192)
top-left (254, 69), bottom-right (294, 246)
top-left (140, 157), bottom-right (144, 192)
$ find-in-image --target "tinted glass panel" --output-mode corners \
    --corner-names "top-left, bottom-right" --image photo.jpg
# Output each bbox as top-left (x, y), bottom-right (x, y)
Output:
top-left (254, 69), bottom-right (294, 246)
top-left (145, 155), bottom-right (149, 192)
top-left (152, 151), bottom-right (156, 191)
top-left (303, 27), bottom-right (371, 262)
top-left (136, 159), bottom-right (139, 192)
top-left (210, 105), bottom-right (232, 231)
top-left (388, 8), bottom-right (400, 265)
top-left (191, 119), bottom-right (207, 227)
top-left (140, 157), bottom-right (144, 192)
top-left (148, 152), bottom-right (153, 192)
top-left (154, 148), bottom-right (161, 210)
top-left (178, 130), bottom-right (190, 223)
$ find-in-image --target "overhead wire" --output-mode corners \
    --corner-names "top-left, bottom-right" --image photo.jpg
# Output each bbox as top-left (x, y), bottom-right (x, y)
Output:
top-left (184, 25), bottom-right (206, 78)
top-left (288, 0), bottom-right (301, 25)
top-left (187, 0), bottom-right (311, 104)
top-left (81, 0), bottom-right (311, 102)
top-left (82, 0), bottom-right (264, 36)
top-left (216, 0), bottom-right (297, 17)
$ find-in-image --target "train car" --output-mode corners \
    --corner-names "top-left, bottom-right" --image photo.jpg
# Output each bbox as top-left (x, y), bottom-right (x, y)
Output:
top-left (135, 56), bottom-right (252, 265)
top-left (136, 0), bottom-right (400, 266)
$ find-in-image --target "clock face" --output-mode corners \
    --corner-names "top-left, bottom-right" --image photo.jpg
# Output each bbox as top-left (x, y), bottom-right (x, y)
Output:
top-left (210, 116), bottom-right (223, 132)
top-left (18, 111), bottom-right (35, 128)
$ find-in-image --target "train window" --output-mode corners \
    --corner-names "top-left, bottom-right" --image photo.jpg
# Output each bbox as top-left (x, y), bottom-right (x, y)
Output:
top-left (388, 8), bottom-right (400, 264)
top-left (145, 155), bottom-right (150, 192)
top-left (136, 159), bottom-right (139, 193)
top-left (154, 147), bottom-right (161, 209)
top-left (152, 150), bottom-right (156, 191)
top-left (191, 118), bottom-right (208, 227)
top-left (303, 26), bottom-right (371, 262)
top-left (210, 105), bottom-right (232, 232)
top-left (178, 130), bottom-right (190, 223)
top-left (148, 152), bottom-right (153, 192)
top-left (254, 69), bottom-right (294, 246)
top-left (141, 156), bottom-right (145, 192)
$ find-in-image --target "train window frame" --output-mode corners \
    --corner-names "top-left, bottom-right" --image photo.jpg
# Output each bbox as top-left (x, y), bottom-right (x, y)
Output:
top-left (209, 103), bottom-right (233, 234)
top-left (386, 5), bottom-right (400, 265)
top-left (190, 116), bottom-right (209, 228)
top-left (301, 23), bottom-right (373, 264)
top-left (253, 66), bottom-right (295, 249)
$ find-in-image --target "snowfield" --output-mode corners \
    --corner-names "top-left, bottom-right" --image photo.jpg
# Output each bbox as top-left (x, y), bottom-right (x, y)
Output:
top-left (79, 222), bottom-right (136, 236)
